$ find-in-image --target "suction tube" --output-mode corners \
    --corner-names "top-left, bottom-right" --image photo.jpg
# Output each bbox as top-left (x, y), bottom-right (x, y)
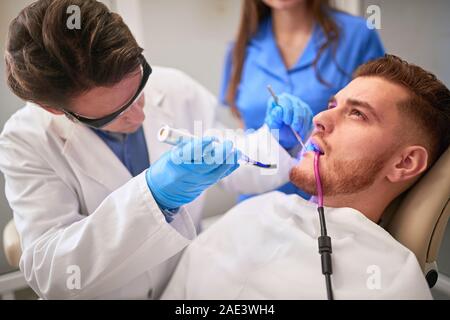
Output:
top-left (314, 151), bottom-right (334, 300)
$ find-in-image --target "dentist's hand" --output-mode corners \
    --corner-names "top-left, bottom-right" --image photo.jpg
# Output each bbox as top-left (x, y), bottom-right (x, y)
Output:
top-left (265, 93), bottom-right (313, 150)
top-left (146, 137), bottom-right (240, 210)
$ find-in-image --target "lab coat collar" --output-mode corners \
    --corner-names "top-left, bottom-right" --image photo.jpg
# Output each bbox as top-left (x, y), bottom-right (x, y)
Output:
top-left (249, 17), bottom-right (324, 78)
top-left (146, 81), bottom-right (166, 108)
top-left (61, 120), bottom-right (132, 191)
top-left (141, 84), bottom-right (174, 166)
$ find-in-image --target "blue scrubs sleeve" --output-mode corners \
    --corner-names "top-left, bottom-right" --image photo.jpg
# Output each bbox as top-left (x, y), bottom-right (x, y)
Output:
top-left (219, 43), bottom-right (234, 106)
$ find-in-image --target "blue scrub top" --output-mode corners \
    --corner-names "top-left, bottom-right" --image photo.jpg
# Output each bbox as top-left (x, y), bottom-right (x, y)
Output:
top-left (92, 127), bottom-right (150, 178)
top-left (219, 10), bottom-right (385, 199)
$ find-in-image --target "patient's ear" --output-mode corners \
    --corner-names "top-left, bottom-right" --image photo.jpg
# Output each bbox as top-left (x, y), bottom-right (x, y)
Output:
top-left (40, 104), bottom-right (64, 115)
top-left (386, 145), bottom-right (428, 183)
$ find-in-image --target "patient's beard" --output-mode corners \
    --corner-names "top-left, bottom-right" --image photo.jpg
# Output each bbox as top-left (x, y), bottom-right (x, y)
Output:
top-left (290, 152), bottom-right (391, 197)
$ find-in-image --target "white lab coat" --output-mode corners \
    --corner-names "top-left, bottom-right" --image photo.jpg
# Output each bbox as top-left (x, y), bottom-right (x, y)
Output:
top-left (0, 67), bottom-right (294, 299)
top-left (162, 192), bottom-right (432, 300)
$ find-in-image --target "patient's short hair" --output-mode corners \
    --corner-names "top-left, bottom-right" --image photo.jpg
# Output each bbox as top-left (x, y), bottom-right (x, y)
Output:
top-left (5, 0), bottom-right (143, 110)
top-left (354, 54), bottom-right (450, 167)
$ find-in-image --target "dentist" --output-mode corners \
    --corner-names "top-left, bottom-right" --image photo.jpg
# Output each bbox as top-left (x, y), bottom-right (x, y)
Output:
top-left (0, 0), bottom-right (304, 299)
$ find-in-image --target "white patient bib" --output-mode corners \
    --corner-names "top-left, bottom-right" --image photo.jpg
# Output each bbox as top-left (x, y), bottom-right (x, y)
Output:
top-left (162, 191), bottom-right (432, 300)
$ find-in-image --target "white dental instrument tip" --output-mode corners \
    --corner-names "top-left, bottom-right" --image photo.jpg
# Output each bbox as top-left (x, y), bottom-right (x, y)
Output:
top-left (157, 125), bottom-right (277, 169)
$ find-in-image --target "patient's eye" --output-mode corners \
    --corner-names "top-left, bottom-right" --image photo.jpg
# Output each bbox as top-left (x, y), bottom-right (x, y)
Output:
top-left (327, 103), bottom-right (337, 110)
top-left (349, 109), bottom-right (367, 120)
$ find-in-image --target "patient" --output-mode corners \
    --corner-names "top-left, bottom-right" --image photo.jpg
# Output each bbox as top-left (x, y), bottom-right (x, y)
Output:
top-left (162, 55), bottom-right (450, 300)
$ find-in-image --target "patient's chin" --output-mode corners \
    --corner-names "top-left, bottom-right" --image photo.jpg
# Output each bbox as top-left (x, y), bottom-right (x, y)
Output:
top-left (289, 165), bottom-right (317, 195)
top-left (290, 153), bottom-right (388, 197)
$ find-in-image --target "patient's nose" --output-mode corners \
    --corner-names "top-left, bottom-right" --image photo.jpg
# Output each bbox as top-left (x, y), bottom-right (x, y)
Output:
top-left (313, 111), bottom-right (331, 134)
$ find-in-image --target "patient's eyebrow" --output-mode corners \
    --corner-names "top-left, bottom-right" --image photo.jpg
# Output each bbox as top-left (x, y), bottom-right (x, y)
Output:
top-left (347, 98), bottom-right (382, 123)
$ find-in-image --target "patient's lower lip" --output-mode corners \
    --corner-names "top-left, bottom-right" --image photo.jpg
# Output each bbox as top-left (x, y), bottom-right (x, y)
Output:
top-left (310, 139), bottom-right (325, 155)
top-left (301, 150), bottom-right (324, 158)
top-left (308, 150), bottom-right (325, 155)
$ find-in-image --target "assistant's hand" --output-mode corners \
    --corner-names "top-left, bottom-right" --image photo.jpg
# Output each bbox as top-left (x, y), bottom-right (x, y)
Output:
top-left (265, 93), bottom-right (313, 150)
top-left (146, 137), bottom-right (240, 210)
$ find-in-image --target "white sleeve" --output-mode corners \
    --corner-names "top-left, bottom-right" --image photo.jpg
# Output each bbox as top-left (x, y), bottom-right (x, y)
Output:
top-left (218, 125), bottom-right (295, 194)
top-left (0, 141), bottom-right (196, 300)
top-left (180, 71), bottom-right (295, 195)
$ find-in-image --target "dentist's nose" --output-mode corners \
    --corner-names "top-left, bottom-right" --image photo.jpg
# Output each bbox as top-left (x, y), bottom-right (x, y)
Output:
top-left (124, 94), bottom-right (145, 115)
top-left (128, 102), bottom-right (141, 113)
top-left (120, 103), bottom-right (143, 125)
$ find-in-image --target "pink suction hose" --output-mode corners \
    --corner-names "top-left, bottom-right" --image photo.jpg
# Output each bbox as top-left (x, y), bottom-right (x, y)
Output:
top-left (314, 151), bottom-right (324, 207)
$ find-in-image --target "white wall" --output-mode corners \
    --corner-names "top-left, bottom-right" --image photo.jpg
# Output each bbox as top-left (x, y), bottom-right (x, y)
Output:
top-left (360, 0), bottom-right (450, 87)
top-left (139, 0), bottom-right (241, 96)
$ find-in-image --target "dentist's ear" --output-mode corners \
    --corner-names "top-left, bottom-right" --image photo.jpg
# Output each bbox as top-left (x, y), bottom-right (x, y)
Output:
top-left (386, 145), bottom-right (429, 183)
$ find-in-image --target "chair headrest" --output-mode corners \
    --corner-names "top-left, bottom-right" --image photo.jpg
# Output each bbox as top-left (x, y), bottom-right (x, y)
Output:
top-left (381, 147), bottom-right (450, 271)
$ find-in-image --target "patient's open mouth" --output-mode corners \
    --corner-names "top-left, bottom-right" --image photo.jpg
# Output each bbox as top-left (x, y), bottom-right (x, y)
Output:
top-left (312, 143), bottom-right (324, 154)
top-left (308, 138), bottom-right (325, 155)
top-left (297, 138), bottom-right (325, 159)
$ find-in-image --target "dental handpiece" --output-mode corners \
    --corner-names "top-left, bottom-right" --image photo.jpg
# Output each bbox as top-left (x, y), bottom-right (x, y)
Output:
top-left (157, 125), bottom-right (277, 169)
top-left (267, 85), bottom-right (307, 150)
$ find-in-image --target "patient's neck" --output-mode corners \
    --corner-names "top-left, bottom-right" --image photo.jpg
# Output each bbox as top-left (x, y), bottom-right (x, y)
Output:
top-left (320, 185), bottom-right (395, 223)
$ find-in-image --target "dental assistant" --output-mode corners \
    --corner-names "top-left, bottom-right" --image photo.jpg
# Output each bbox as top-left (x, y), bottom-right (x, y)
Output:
top-left (0, 0), bottom-right (292, 300)
top-left (220, 0), bottom-right (385, 198)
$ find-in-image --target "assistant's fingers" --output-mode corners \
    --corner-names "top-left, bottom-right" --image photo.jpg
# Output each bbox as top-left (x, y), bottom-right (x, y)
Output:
top-left (278, 96), bottom-right (293, 126)
top-left (292, 102), bottom-right (305, 133)
top-left (268, 106), bottom-right (283, 128)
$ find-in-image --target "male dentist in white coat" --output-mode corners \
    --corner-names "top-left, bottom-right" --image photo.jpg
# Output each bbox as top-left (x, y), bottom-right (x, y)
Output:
top-left (0, 0), bottom-right (304, 299)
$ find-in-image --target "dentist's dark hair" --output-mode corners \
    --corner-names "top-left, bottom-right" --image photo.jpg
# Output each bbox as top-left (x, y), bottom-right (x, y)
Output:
top-left (5, 0), bottom-right (144, 110)
top-left (354, 54), bottom-right (450, 167)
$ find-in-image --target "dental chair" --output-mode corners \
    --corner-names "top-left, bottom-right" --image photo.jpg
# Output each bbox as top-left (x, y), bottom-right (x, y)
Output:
top-left (2, 149), bottom-right (450, 289)
top-left (380, 146), bottom-right (450, 288)
top-left (3, 219), bottom-right (21, 268)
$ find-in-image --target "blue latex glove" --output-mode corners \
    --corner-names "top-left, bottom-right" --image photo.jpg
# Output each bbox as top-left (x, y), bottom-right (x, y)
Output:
top-left (146, 137), bottom-right (240, 210)
top-left (265, 93), bottom-right (313, 150)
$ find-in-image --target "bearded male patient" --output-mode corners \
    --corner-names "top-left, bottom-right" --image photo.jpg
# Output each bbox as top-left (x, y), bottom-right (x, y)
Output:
top-left (161, 55), bottom-right (450, 300)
